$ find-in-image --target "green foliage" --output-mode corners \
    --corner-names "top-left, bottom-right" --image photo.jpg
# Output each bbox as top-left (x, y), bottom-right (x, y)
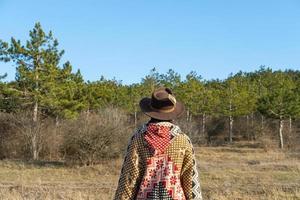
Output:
top-left (176, 71), bottom-right (204, 116)
top-left (1, 22), bottom-right (300, 125)
top-left (203, 79), bottom-right (223, 117)
top-left (159, 69), bottom-right (181, 89)
top-left (219, 72), bottom-right (258, 118)
top-left (0, 22), bottom-right (84, 119)
top-left (258, 70), bottom-right (298, 119)
top-left (141, 67), bottom-right (160, 94)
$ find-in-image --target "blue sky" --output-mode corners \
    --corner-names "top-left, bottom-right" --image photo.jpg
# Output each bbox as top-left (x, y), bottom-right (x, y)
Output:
top-left (0, 0), bottom-right (299, 84)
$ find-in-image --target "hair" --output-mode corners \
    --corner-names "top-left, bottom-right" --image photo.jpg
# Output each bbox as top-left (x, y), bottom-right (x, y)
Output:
top-left (148, 117), bottom-right (173, 123)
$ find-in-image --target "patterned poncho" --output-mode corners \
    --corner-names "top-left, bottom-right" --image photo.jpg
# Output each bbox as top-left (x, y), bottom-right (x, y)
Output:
top-left (114, 122), bottom-right (202, 200)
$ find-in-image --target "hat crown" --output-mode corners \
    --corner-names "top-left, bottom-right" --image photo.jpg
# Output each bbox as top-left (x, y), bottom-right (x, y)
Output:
top-left (151, 88), bottom-right (176, 111)
top-left (139, 87), bottom-right (185, 120)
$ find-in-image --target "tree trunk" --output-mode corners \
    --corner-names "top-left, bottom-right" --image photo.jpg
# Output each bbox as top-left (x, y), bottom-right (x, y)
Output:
top-left (33, 56), bottom-right (39, 123)
top-left (289, 116), bottom-right (292, 135)
top-left (86, 108), bottom-right (90, 118)
top-left (251, 112), bottom-right (255, 140)
top-left (251, 112), bottom-right (254, 127)
top-left (55, 115), bottom-right (59, 127)
top-left (32, 100), bottom-right (39, 160)
top-left (32, 56), bottom-right (39, 160)
top-left (279, 117), bottom-right (284, 149)
top-left (32, 133), bottom-right (38, 160)
top-left (186, 109), bottom-right (189, 122)
top-left (202, 113), bottom-right (206, 135)
top-left (228, 99), bottom-right (233, 143)
top-left (134, 108), bottom-right (137, 128)
top-left (246, 115), bottom-right (249, 140)
top-left (261, 114), bottom-right (264, 136)
top-left (33, 101), bottom-right (38, 123)
top-left (229, 115), bottom-right (233, 143)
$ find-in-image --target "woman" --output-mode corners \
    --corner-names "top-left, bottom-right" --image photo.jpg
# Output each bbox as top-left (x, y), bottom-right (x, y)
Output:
top-left (114, 87), bottom-right (202, 200)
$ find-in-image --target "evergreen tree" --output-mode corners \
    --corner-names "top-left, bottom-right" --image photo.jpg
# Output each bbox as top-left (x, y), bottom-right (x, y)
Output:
top-left (125, 83), bottom-right (143, 127)
top-left (141, 67), bottom-right (160, 96)
top-left (177, 71), bottom-right (204, 122)
top-left (159, 69), bottom-right (181, 89)
top-left (220, 72), bottom-right (255, 143)
top-left (257, 70), bottom-right (297, 148)
top-left (0, 22), bottom-right (83, 159)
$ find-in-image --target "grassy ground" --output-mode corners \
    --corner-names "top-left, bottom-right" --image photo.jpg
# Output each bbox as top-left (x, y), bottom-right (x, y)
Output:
top-left (0, 144), bottom-right (299, 200)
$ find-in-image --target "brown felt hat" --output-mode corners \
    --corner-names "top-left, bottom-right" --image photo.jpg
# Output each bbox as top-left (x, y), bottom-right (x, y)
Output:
top-left (139, 87), bottom-right (185, 120)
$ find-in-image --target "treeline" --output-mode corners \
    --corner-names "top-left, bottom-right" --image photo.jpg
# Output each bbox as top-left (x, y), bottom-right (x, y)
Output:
top-left (0, 23), bottom-right (300, 163)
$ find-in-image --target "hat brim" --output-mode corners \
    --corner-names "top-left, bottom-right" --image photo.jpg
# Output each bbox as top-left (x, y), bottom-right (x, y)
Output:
top-left (139, 97), bottom-right (185, 120)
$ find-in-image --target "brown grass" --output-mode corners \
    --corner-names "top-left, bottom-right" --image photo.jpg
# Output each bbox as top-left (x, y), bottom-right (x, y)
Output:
top-left (0, 144), bottom-right (299, 200)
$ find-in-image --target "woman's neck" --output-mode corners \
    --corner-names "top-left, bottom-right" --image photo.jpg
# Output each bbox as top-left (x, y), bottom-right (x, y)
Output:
top-left (148, 118), bottom-right (173, 123)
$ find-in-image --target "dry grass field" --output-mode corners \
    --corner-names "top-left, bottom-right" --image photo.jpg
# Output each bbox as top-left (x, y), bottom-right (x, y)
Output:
top-left (0, 144), bottom-right (299, 200)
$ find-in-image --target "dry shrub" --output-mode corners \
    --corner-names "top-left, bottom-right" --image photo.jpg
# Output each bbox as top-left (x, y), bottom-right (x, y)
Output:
top-left (0, 112), bottom-right (33, 159)
top-left (0, 113), bottom-right (17, 158)
top-left (12, 112), bottom-right (57, 160)
top-left (176, 117), bottom-right (203, 144)
top-left (285, 119), bottom-right (300, 152)
top-left (0, 112), bottom-right (63, 160)
top-left (38, 119), bottom-right (63, 161)
top-left (1, 109), bottom-right (299, 163)
top-left (0, 108), bottom-right (134, 163)
top-left (60, 107), bottom-right (132, 165)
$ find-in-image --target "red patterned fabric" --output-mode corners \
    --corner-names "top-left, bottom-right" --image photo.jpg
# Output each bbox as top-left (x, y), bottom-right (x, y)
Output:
top-left (137, 154), bottom-right (186, 199)
top-left (144, 123), bottom-right (171, 154)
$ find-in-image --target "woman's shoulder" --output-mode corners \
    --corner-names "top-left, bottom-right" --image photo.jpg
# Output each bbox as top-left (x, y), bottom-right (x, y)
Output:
top-left (171, 130), bottom-right (193, 146)
top-left (130, 122), bottom-right (192, 143)
top-left (168, 123), bottom-right (192, 141)
top-left (127, 123), bottom-right (147, 143)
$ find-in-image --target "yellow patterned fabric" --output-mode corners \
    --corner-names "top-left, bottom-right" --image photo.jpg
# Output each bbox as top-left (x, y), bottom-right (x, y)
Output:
top-left (114, 122), bottom-right (202, 200)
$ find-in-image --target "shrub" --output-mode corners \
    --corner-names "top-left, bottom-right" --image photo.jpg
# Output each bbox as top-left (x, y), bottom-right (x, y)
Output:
top-left (60, 107), bottom-right (132, 165)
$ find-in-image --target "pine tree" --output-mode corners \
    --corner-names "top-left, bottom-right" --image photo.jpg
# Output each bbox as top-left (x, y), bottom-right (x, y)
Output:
top-left (141, 67), bottom-right (160, 96)
top-left (176, 71), bottom-right (204, 122)
top-left (257, 71), bottom-right (297, 149)
top-left (0, 22), bottom-right (83, 159)
top-left (159, 69), bottom-right (181, 89)
top-left (220, 72), bottom-right (255, 143)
